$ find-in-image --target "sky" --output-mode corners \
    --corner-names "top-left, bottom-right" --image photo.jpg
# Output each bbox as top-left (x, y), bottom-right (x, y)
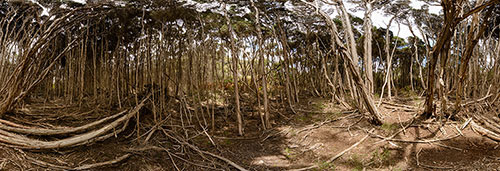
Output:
top-left (48, 0), bottom-right (444, 40)
top-left (344, 1), bottom-right (442, 40)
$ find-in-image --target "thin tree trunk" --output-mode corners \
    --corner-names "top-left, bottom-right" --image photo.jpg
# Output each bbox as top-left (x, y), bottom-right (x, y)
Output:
top-left (224, 3), bottom-right (243, 136)
top-left (362, 0), bottom-right (375, 94)
top-left (251, 0), bottom-right (271, 129)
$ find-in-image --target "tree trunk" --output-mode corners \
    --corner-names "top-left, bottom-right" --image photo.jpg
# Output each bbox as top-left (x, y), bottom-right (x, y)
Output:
top-left (224, 3), bottom-right (244, 136)
top-left (379, 16), bottom-right (397, 103)
top-left (362, 0), bottom-right (374, 94)
top-left (454, 0), bottom-right (491, 113)
top-left (250, 0), bottom-right (271, 129)
top-left (301, 0), bottom-right (382, 125)
top-left (423, 0), bottom-right (460, 118)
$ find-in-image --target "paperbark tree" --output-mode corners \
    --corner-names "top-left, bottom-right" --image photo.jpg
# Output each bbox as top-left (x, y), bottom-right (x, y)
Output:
top-left (362, 0), bottom-right (376, 94)
top-left (301, 0), bottom-right (383, 125)
top-left (223, 3), bottom-right (244, 135)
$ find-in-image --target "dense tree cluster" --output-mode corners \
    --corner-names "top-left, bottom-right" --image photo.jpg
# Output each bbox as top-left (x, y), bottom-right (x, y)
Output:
top-left (0, 0), bottom-right (498, 139)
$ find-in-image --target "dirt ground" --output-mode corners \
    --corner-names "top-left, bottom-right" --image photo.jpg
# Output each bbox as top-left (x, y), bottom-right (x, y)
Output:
top-left (1, 97), bottom-right (500, 170)
top-left (215, 98), bottom-right (500, 171)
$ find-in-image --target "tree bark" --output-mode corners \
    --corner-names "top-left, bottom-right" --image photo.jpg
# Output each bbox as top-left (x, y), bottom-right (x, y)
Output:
top-left (224, 3), bottom-right (244, 136)
top-left (250, 0), bottom-right (271, 129)
top-left (455, 2), bottom-right (491, 113)
top-left (362, 0), bottom-right (375, 94)
top-left (423, 0), bottom-right (461, 118)
top-left (301, 0), bottom-right (383, 125)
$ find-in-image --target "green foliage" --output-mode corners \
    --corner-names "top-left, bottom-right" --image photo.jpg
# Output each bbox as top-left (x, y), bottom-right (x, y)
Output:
top-left (284, 147), bottom-right (295, 159)
top-left (381, 123), bottom-right (397, 131)
top-left (223, 139), bottom-right (233, 145)
top-left (313, 102), bottom-right (327, 110)
top-left (370, 148), bottom-right (394, 166)
top-left (316, 161), bottom-right (335, 170)
top-left (297, 114), bottom-right (309, 122)
top-left (400, 86), bottom-right (418, 98)
top-left (347, 154), bottom-right (364, 171)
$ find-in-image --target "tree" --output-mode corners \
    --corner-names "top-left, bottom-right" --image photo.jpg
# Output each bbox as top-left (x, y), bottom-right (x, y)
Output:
top-left (301, 0), bottom-right (383, 125)
top-left (423, 0), bottom-right (499, 118)
top-left (223, 2), bottom-right (244, 135)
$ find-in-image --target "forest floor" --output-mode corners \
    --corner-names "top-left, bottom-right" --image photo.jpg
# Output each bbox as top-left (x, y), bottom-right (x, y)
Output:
top-left (223, 97), bottom-right (500, 171)
top-left (1, 96), bottom-right (500, 170)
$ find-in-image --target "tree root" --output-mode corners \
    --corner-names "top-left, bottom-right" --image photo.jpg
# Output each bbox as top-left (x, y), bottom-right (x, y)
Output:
top-left (471, 120), bottom-right (500, 141)
top-left (0, 110), bottom-right (127, 135)
top-left (27, 153), bottom-right (131, 170)
top-left (368, 131), bottom-right (461, 144)
top-left (0, 95), bottom-right (149, 149)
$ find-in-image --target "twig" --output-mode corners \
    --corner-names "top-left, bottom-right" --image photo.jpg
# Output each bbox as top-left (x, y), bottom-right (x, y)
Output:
top-left (397, 113), bottom-right (406, 134)
top-left (26, 155), bottom-right (71, 170)
top-left (26, 153), bottom-right (131, 170)
top-left (72, 154), bottom-right (131, 170)
top-left (461, 117), bottom-right (473, 129)
top-left (382, 101), bottom-right (419, 110)
top-left (203, 128), bottom-right (217, 147)
top-left (289, 128), bottom-right (374, 171)
top-left (434, 142), bottom-right (463, 151)
top-left (296, 113), bottom-right (361, 135)
top-left (166, 150), bottom-right (181, 171)
top-left (161, 129), bottom-right (249, 171)
top-left (460, 94), bottom-right (493, 107)
top-left (213, 136), bottom-right (260, 140)
top-left (0, 119), bottom-right (30, 129)
top-left (373, 114), bottom-right (417, 145)
top-left (369, 132), bottom-right (461, 144)
top-left (294, 108), bottom-right (358, 115)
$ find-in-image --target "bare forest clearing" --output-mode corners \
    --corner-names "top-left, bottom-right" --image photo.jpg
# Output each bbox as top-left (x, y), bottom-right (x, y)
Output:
top-left (1, 0), bottom-right (500, 170)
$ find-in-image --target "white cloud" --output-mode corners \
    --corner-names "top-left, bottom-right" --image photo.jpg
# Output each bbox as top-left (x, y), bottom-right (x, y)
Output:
top-left (69, 0), bottom-right (86, 4)
top-left (343, 0), bottom-right (442, 40)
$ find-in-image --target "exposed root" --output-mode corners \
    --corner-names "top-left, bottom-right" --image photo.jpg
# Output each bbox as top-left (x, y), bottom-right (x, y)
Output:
top-left (0, 110), bottom-right (127, 135)
top-left (295, 113), bottom-right (361, 135)
top-left (27, 153), bottom-right (131, 170)
top-left (161, 128), bottom-right (249, 171)
top-left (471, 120), bottom-right (500, 141)
top-left (0, 95), bottom-right (149, 149)
top-left (368, 131), bottom-right (461, 144)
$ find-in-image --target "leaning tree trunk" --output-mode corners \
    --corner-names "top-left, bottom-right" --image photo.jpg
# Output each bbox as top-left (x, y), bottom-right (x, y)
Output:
top-left (455, 3), bottom-right (492, 113)
top-left (301, 0), bottom-right (383, 125)
top-left (424, 0), bottom-right (497, 117)
top-left (423, 0), bottom-right (461, 117)
top-left (337, 1), bottom-right (361, 106)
